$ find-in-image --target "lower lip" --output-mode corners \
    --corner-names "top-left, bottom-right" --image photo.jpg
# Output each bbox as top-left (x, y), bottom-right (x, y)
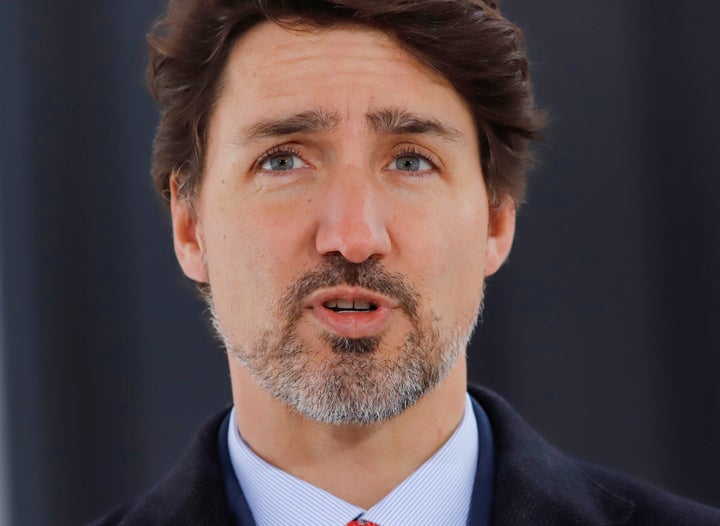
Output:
top-left (308, 305), bottom-right (393, 338)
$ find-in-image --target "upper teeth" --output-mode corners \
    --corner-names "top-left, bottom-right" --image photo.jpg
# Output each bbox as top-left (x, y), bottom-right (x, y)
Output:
top-left (324, 300), bottom-right (373, 311)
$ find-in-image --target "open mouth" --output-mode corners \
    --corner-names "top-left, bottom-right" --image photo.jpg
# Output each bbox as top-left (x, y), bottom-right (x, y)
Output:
top-left (322, 300), bottom-right (379, 313)
top-left (307, 286), bottom-right (394, 338)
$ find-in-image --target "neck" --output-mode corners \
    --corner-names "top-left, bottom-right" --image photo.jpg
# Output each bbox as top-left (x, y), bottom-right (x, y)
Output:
top-left (229, 358), bottom-right (467, 509)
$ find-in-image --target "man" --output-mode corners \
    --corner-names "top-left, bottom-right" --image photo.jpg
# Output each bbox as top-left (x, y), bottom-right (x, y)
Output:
top-left (95, 0), bottom-right (720, 524)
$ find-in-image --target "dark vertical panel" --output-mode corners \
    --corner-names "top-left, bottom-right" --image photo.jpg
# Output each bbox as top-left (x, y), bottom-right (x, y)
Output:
top-left (1, 1), bottom-right (226, 524)
top-left (1, 2), bottom-right (49, 525)
top-left (6, 2), bottom-right (143, 524)
top-left (635, 1), bottom-right (720, 504)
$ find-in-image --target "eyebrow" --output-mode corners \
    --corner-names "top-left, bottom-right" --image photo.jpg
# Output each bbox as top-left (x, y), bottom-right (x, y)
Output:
top-left (366, 107), bottom-right (465, 142)
top-left (235, 106), bottom-right (464, 146)
top-left (236, 109), bottom-right (341, 145)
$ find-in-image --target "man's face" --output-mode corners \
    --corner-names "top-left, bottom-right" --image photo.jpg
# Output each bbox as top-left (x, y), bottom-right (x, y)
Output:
top-left (172, 22), bottom-right (515, 424)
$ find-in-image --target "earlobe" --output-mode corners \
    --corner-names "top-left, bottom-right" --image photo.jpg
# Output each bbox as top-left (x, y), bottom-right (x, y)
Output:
top-left (484, 198), bottom-right (516, 277)
top-left (170, 174), bottom-right (208, 283)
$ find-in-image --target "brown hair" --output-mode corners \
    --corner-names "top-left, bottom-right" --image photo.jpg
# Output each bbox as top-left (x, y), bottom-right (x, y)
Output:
top-left (147, 0), bottom-right (545, 208)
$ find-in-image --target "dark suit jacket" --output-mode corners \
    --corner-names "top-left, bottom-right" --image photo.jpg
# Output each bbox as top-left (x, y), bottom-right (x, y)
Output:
top-left (92, 385), bottom-right (720, 525)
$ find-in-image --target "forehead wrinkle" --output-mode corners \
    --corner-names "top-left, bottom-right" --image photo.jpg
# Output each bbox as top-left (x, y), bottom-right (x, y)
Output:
top-left (235, 109), bottom-right (341, 146)
top-left (366, 107), bottom-right (465, 143)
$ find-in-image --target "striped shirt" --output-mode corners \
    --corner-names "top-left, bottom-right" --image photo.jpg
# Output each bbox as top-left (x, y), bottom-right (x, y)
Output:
top-left (227, 394), bottom-right (479, 526)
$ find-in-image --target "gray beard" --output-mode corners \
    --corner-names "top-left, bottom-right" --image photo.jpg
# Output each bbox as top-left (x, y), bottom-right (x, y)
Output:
top-left (208, 255), bottom-right (479, 426)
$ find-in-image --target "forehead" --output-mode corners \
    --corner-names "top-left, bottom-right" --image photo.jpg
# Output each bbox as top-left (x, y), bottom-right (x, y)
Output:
top-left (216, 21), bottom-right (475, 135)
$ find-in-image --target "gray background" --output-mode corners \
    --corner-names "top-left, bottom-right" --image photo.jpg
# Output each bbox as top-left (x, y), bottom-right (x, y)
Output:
top-left (1, 1), bottom-right (719, 525)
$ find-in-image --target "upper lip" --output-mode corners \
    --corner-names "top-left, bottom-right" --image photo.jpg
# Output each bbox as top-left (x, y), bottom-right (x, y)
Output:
top-left (304, 286), bottom-right (398, 311)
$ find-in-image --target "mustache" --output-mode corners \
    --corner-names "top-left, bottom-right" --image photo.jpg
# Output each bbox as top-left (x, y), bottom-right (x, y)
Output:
top-left (280, 253), bottom-right (420, 322)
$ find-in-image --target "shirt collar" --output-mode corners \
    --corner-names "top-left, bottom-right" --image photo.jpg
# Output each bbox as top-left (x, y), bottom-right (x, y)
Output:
top-left (227, 394), bottom-right (479, 526)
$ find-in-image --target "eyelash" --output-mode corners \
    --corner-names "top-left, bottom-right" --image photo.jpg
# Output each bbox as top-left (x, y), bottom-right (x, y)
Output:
top-left (388, 146), bottom-right (440, 174)
top-left (253, 145), bottom-right (309, 172)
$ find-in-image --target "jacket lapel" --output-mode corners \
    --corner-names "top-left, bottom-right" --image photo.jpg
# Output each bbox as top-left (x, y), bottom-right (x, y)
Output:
top-left (469, 385), bottom-right (635, 526)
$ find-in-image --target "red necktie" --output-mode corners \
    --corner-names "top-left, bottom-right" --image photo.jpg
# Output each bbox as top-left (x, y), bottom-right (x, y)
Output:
top-left (347, 521), bottom-right (379, 526)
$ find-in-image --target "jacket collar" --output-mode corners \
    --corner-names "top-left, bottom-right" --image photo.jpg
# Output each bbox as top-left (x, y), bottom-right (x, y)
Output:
top-left (108, 385), bottom-right (637, 525)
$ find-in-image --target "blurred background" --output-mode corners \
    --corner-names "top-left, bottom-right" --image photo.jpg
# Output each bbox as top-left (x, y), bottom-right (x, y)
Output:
top-left (1, 0), bottom-right (719, 524)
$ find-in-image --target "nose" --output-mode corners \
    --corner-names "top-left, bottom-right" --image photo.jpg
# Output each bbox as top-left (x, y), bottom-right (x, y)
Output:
top-left (314, 169), bottom-right (392, 263)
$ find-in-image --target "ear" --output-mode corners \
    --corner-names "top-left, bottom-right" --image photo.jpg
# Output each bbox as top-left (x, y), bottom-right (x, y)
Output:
top-left (170, 174), bottom-right (208, 283)
top-left (484, 197), bottom-right (516, 277)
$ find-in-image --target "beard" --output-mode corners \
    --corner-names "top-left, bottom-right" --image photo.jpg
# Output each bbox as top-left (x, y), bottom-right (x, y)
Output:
top-left (208, 254), bottom-right (480, 426)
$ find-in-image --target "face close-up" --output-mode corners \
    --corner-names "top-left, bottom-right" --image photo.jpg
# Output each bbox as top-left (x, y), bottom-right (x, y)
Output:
top-left (171, 21), bottom-right (515, 425)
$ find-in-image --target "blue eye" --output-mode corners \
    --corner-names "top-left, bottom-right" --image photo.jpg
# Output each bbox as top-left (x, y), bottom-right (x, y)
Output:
top-left (394, 155), bottom-right (432, 171)
top-left (387, 152), bottom-right (435, 173)
top-left (260, 152), bottom-right (308, 171)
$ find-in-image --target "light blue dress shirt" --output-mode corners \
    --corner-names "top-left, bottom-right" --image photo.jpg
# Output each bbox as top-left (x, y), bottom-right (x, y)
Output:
top-left (227, 394), bottom-right (479, 526)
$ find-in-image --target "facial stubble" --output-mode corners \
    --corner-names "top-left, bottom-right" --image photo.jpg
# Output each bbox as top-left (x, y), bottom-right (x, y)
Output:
top-left (209, 254), bottom-right (480, 426)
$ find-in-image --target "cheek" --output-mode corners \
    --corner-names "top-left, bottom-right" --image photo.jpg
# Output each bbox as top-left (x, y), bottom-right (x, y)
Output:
top-left (401, 200), bottom-right (488, 322)
top-left (454, 202), bottom-right (489, 300)
top-left (201, 198), bottom-right (314, 330)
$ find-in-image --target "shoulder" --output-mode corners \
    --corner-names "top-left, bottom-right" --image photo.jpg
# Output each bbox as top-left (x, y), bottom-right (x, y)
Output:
top-left (468, 384), bottom-right (720, 526)
top-left (88, 407), bottom-right (232, 526)
top-left (581, 462), bottom-right (720, 526)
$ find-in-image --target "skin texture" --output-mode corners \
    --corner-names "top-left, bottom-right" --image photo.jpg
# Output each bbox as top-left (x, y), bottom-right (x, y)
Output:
top-left (171, 21), bottom-right (516, 508)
